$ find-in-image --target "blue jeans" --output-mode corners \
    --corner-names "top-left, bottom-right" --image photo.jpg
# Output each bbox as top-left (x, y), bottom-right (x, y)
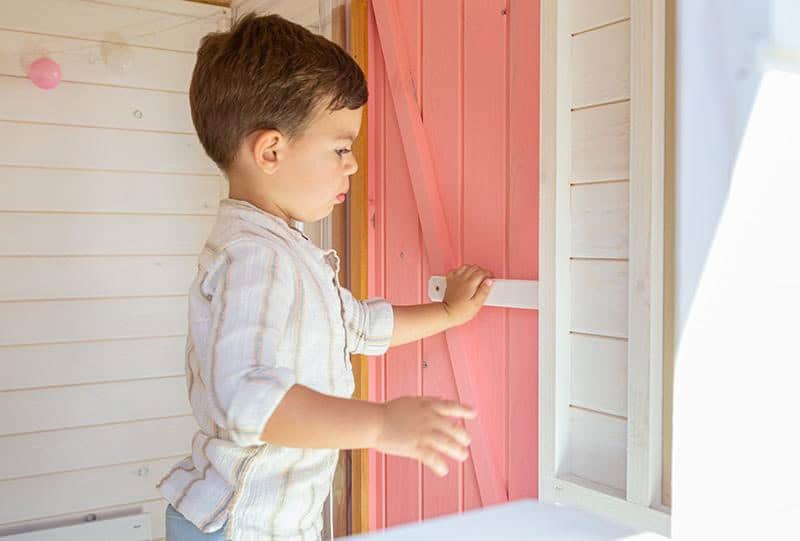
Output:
top-left (165, 504), bottom-right (229, 541)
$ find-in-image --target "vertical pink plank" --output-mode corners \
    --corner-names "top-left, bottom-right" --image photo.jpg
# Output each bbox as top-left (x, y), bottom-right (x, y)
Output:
top-left (507, 0), bottom-right (540, 500)
top-left (367, 3), bottom-right (387, 530)
top-left (384, 0), bottom-right (423, 527)
top-left (462, 0), bottom-right (509, 511)
top-left (421, 0), bottom-right (463, 520)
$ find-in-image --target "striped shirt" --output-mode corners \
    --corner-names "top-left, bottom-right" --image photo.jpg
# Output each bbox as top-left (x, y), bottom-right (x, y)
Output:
top-left (157, 198), bottom-right (394, 541)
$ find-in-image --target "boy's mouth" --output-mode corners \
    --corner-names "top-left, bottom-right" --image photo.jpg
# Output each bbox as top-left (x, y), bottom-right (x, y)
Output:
top-left (336, 193), bottom-right (346, 203)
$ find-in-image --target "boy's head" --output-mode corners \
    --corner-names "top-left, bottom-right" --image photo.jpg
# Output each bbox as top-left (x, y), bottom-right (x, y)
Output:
top-left (190, 13), bottom-right (366, 223)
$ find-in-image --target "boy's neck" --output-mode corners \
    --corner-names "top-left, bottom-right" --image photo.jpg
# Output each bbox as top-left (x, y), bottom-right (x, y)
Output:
top-left (227, 179), bottom-right (293, 227)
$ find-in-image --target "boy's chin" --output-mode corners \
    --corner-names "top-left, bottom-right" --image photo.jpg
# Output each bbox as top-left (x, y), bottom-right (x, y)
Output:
top-left (296, 208), bottom-right (332, 224)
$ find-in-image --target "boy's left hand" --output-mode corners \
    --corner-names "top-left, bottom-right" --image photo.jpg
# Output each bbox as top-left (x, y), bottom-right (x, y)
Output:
top-left (441, 264), bottom-right (494, 326)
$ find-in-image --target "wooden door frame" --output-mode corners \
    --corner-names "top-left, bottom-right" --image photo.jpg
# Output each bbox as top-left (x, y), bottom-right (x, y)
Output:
top-left (346, 0), bottom-right (371, 534)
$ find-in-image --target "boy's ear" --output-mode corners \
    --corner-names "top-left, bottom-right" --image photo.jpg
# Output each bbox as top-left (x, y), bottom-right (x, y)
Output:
top-left (252, 129), bottom-right (284, 175)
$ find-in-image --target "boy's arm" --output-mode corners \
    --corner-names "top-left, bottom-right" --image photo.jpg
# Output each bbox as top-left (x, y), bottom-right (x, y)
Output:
top-left (390, 265), bottom-right (494, 348)
top-left (390, 303), bottom-right (452, 347)
top-left (261, 383), bottom-right (475, 477)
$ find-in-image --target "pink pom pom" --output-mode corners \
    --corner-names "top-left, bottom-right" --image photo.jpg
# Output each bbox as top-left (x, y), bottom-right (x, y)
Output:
top-left (28, 57), bottom-right (62, 89)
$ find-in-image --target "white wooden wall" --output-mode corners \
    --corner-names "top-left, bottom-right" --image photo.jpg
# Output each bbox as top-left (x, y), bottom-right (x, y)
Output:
top-left (0, 1), bottom-right (229, 539)
top-left (540, 0), bottom-right (668, 534)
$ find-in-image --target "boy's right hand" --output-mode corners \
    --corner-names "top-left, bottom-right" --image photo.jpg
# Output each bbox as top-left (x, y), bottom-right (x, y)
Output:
top-left (374, 396), bottom-right (476, 477)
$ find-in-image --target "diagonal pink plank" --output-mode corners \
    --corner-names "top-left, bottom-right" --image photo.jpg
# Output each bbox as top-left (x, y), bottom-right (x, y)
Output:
top-left (372, 0), bottom-right (507, 507)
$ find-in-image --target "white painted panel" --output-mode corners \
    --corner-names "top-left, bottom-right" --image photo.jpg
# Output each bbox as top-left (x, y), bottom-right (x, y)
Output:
top-left (568, 406), bottom-right (627, 491)
top-left (571, 101), bottom-right (630, 182)
top-left (0, 214), bottom-right (214, 256)
top-left (0, 1), bottom-right (223, 535)
top-left (0, 168), bottom-right (220, 214)
top-left (0, 30), bottom-right (195, 92)
top-left (0, 123), bottom-right (216, 174)
top-left (569, 0), bottom-right (630, 34)
top-left (0, 336), bottom-right (186, 391)
top-left (237, 0), bottom-right (319, 27)
top-left (626, 0), bottom-right (665, 507)
top-left (0, 416), bottom-right (196, 480)
top-left (571, 259), bottom-right (628, 338)
top-left (570, 333), bottom-right (628, 417)
top-left (0, 296), bottom-right (188, 346)
top-left (0, 377), bottom-right (191, 435)
top-left (0, 457), bottom-right (179, 524)
top-left (0, 499), bottom-right (167, 540)
top-left (0, 76), bottom-right (194, 132)
top-left (1, 0), bottom-right (226, 52)
top-left (0, 256), bottom-right (196, 301)
top-left (571, 21), bottom-right (630, 108)
top-left (571, 181), bottom-right (629, 259)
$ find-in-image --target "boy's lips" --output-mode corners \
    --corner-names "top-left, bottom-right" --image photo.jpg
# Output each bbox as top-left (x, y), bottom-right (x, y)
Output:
top-left (336, 193), bottom-right (347, 202)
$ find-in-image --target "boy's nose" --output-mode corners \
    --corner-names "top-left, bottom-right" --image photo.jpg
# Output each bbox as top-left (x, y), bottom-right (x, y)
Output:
top-left (346, 157), bottom-right (358, 176)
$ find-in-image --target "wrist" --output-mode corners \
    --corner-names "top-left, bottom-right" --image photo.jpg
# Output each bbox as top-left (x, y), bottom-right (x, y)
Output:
top-left (366, 400), bottom-right (389, 449)
top-left (440, 301), bottom-right (465, 328)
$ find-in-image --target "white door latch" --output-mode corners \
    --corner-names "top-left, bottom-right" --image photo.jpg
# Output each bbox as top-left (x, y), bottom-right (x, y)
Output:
top-left (427, 276), bottom-right (539, 310)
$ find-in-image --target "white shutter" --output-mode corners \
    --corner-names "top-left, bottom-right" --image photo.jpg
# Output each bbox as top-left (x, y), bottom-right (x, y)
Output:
top-left (540, 0), bottom-right (669, 535)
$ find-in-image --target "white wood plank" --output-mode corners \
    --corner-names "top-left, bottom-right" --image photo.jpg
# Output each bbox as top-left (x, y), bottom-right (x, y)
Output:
top-left (627, 0), bottom-right (665, 508)
top-left (0, 256), bottom-right (196, 301)
top-left (1, 514), bottom-right (151, 541)
top-left (0, 458), bottom-right (179, 525)
top-left (0, 336), bottom-right (186, 391)
top-left (0, 498), bottom-right (168, 540)
top-left (428, 276), bottom-right (539, 310)
top-left (0, 123), bottom-right (216, 174)
top-left (0, 377), bottom-right (191, 435)
top-left (571, 101), bottom-right (630, 182)
top-left (568, 406), bottom-right (627, 491)
top-left (0, 214), bottom-right (214, 256)
top-left (570, 333), bottom-right (627, 417)
top-left (236, 0), bottom-right (319, 27)
top-left (0, 416), bottom-right (196, 480)
top-left (0, 296), bottom-right (188, 346)
top-left (0, 76), bottom-right (195, 132)
top-left (571, 20), bottom-right (630, 108)
top-left (82, 0), bottom-right (225, 17)
top-left (570, 259), bottom-right (628, 338)
top-left (571, 181), bottom-right (629, 259)
top-left (539, 0), bottom-right (573, 504)
top-left (569, 0), bottom-right (630, 34)
top-left (0, 29), bottom-right (195, 92)
top-left (1, 0), bottom-right (227, 53)
top-left (0, 168), bottom-right (220, 215)
top-left (549, 476), bottom-right (670, 536)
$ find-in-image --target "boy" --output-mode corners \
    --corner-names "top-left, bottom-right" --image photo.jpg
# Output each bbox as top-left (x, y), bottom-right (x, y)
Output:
top-left (157, 13), bottom-right (494, 541)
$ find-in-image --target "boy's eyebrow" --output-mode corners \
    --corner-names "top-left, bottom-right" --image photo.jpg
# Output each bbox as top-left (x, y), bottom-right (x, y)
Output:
top-left (336, 132), bottom-right (358, 142)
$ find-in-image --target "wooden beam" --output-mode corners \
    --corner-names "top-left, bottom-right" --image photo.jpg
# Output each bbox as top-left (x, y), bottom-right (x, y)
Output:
top-left (349, 0), bottom-right (371, 534)
top-left (371, 0), bottom-right (507, 507)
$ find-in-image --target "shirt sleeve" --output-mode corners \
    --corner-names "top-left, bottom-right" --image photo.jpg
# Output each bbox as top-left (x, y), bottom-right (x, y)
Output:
top-left (204, 240), bottom-right (297, 447)
top-left (337, 286), bottom-right (394, 356)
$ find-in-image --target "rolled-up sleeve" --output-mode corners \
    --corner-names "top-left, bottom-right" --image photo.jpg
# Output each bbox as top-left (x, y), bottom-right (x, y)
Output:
top-left (337, 286), bottom-right (394, 356)
top-left (205, 241), bottom-right (297, 447)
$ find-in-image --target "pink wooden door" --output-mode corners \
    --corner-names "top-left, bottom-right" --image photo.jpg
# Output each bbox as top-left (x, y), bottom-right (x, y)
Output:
top-left (367, 0), bottom-right (540, 530)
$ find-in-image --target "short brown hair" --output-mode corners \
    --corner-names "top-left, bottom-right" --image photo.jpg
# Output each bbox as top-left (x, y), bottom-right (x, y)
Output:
top-left (190, 13), bottom-right (367, 171)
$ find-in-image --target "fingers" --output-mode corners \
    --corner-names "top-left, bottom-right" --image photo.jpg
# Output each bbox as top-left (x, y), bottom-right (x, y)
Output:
top-left (418, 447), bottom-right (449, 477)
top-left (423, 430), bottom-right (469, 462)
top-left (430, 399), bottom-right (477, 421)
top-left (437, 418), bottom-right (472, 449)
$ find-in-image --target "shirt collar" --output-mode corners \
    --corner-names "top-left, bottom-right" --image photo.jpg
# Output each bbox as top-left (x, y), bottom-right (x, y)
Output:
top-left (219, 198), bottom-right (311, 242)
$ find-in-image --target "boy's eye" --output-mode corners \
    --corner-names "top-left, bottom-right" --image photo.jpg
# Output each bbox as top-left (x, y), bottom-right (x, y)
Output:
top-left (335, 148), bottom-right (351, 157)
